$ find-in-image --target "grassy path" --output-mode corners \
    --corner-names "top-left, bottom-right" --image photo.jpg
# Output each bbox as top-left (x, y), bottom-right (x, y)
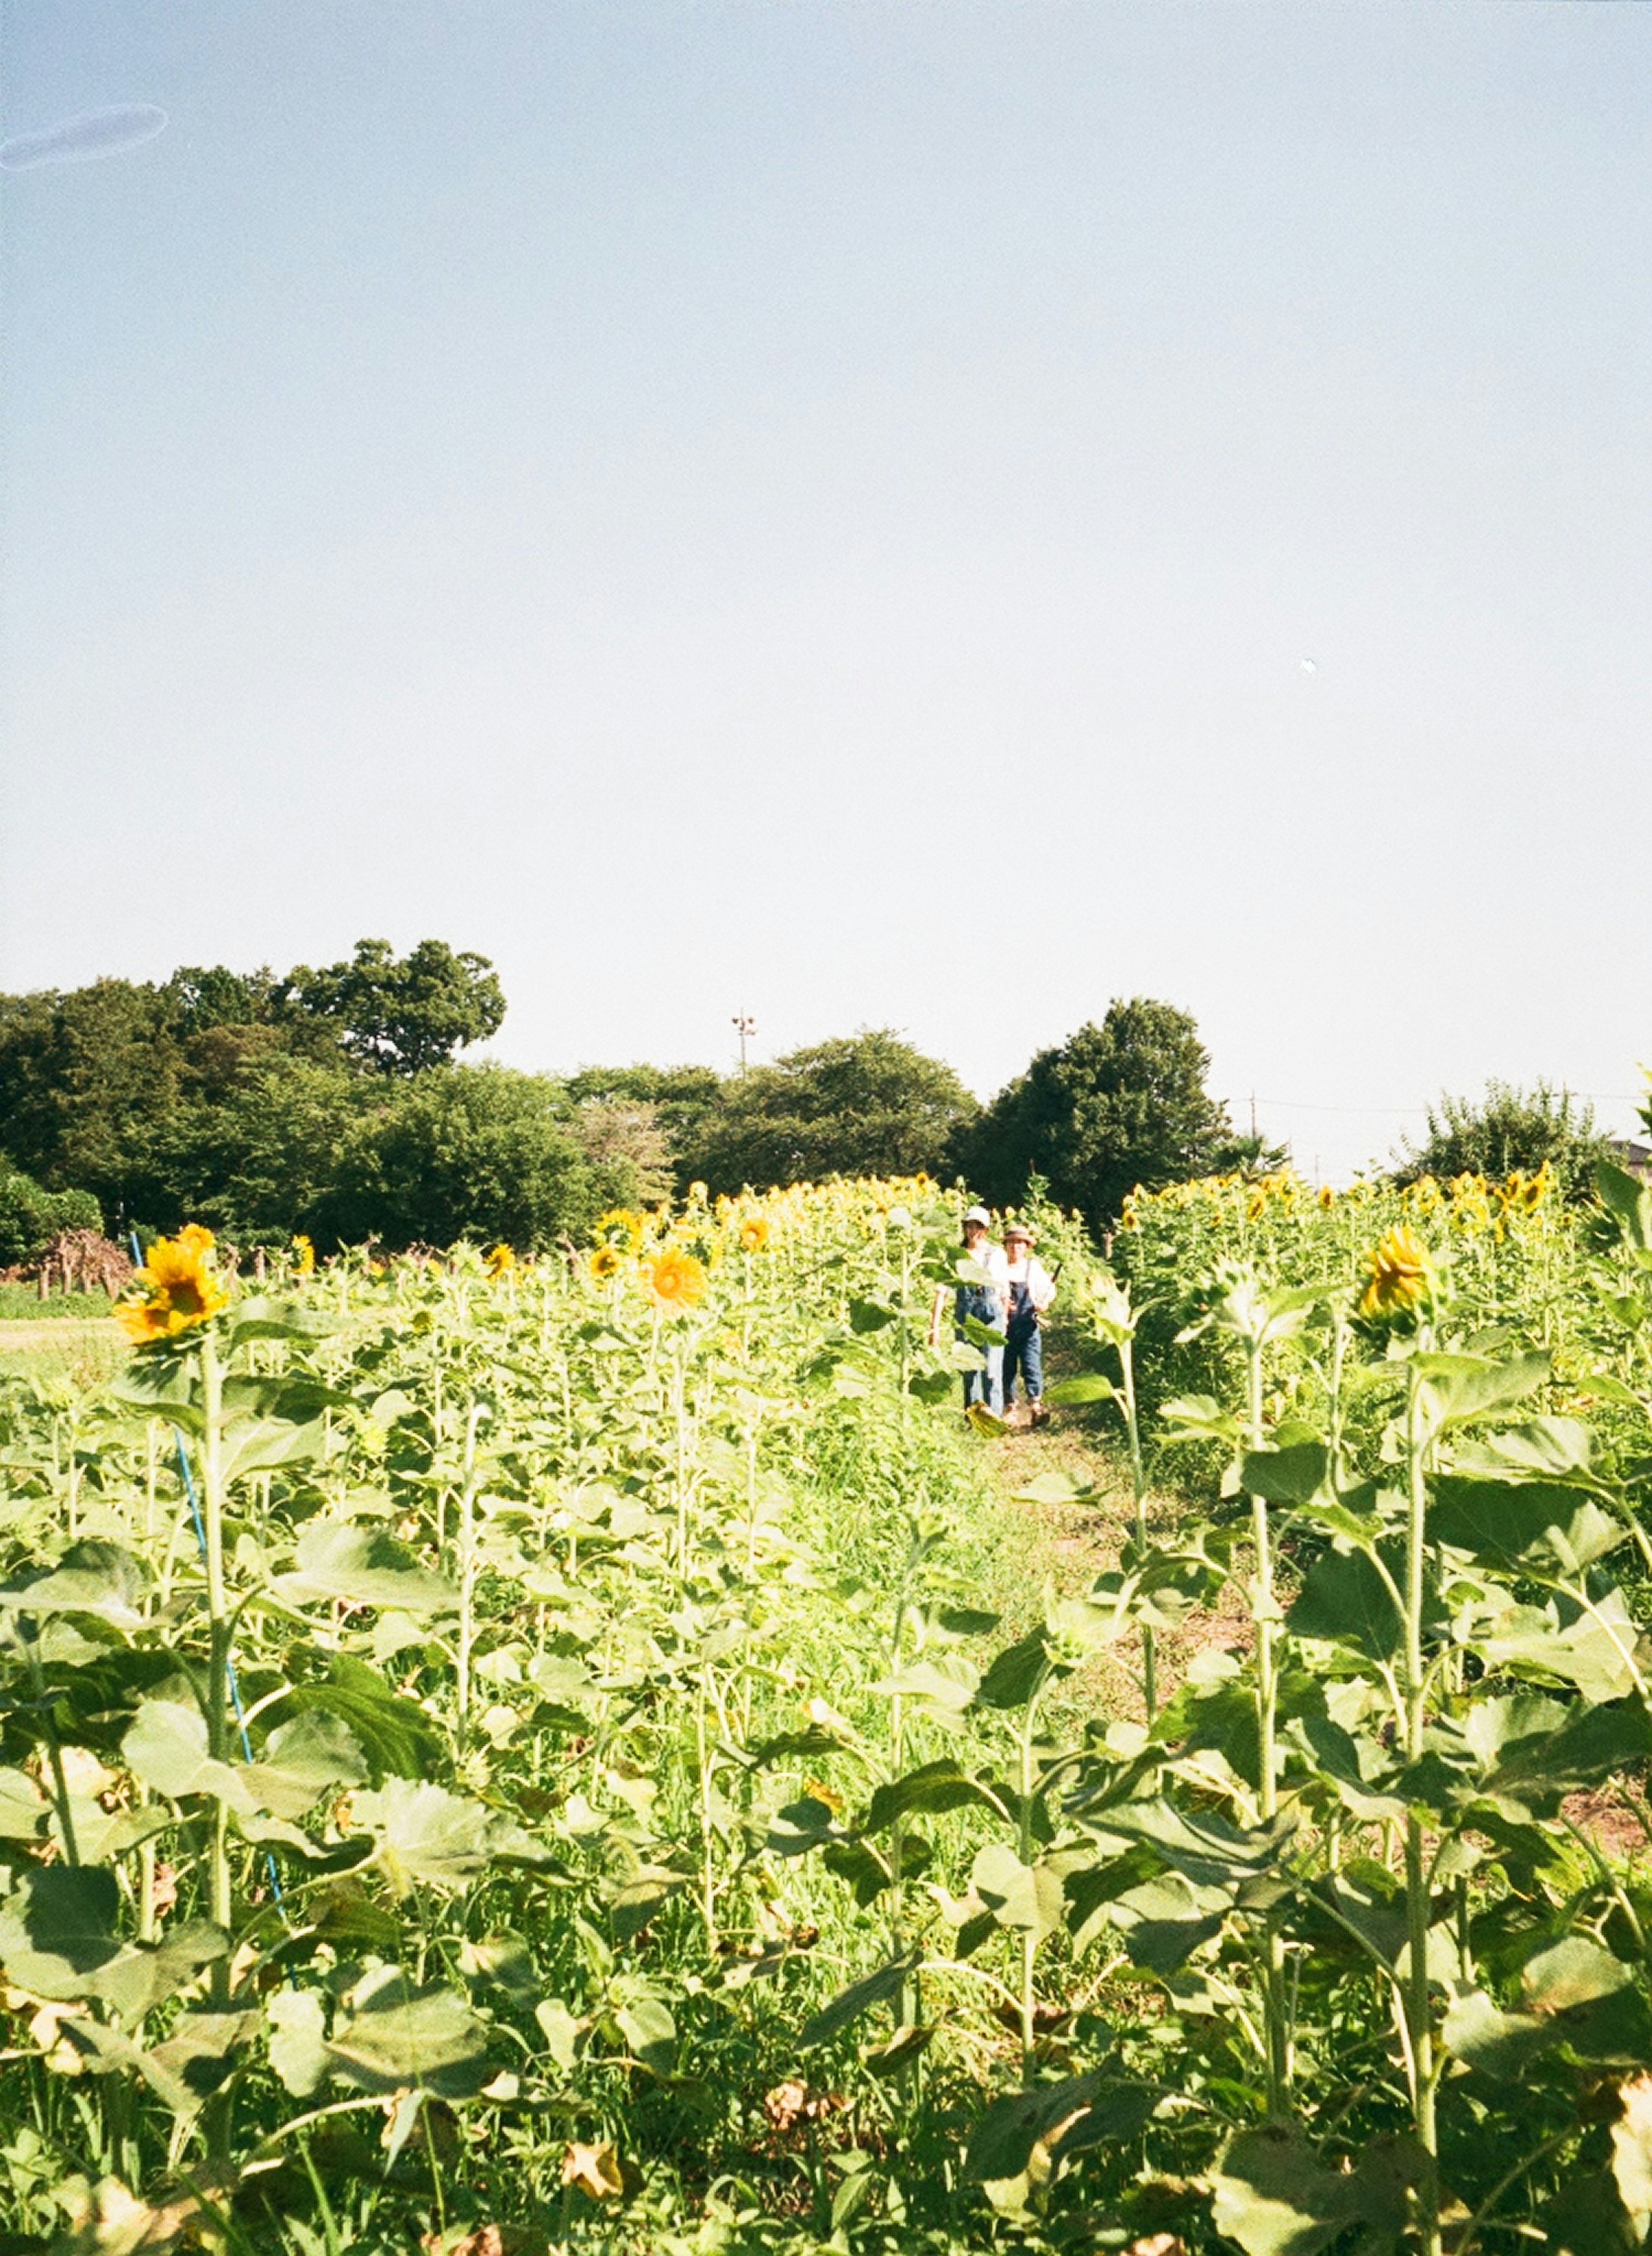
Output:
top-left (974, 1407), bottom-right (1249, 1726)
top-left (0, 1317), bottom-right (126, 1382)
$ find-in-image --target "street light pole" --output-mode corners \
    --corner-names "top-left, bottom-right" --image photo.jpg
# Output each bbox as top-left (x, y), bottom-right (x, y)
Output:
top-left (732, 1012), bottom-right (756, 1074)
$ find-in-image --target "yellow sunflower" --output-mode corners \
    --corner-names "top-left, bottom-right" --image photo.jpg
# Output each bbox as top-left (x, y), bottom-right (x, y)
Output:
top-left (645, 1247), bottom-right (707, 1311)
top-left (595, 1207), bottom-right (645, 1253)
top-left (1357, 1225), bottom-right (1438, 1327)
top-left (291, 1234), bottom-right (315, 1275)
top-left (738, 1216), bottom-right (771, 1253)
top-left (117, 1225), bottom-right (228, 1346)
top-left (589, 1245), bottom-right (623, 1281)
top-left (484, 1243), bottom-right (517, 1277)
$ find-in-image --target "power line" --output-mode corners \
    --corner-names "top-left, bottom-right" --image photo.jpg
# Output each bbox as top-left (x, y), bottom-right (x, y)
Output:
top-left (1247, 1092), bottom-right (1645, 1117)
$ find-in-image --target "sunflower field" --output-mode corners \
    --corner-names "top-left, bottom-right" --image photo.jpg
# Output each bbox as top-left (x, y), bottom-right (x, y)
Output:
top-left (5, 1153), bottom-right (1652, 2254)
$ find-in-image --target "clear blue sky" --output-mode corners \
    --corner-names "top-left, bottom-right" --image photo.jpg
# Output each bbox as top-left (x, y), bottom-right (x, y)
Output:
top-left (4, 1), bottom-right (1649, 1178)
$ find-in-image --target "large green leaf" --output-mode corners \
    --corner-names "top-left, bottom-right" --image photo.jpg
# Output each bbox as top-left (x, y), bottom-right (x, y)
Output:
top-left (865, 1760), bottom-right (1004, 1833)
top-left (241, 1709), bottom-right (369, 1821)
top-left (1470, 1696), bottom-right (1652, 1819)
top-left (0, 1866), bottom-right (121, 2000)
top-left (272, 1521), bottom-right (457, 1613)
top-left (975, 1630), bottom-right (1054, 1711)
top-left (1043, 1374), bottom-right (1114, 1407)
top-left (350, 1776), bottom-right (557, 1892)
top-left (970, 1844), bottom-right (1064, 1938)
top-left (148, 2007), bottom-right (260, 2107)
top-left (1452, 1416), bottom-right (1597, 1485)
top-left (1211, 2126), bottom-right (1422, 2256)
top-left (124, 1698), bottom-right (248, 1809)
top-left (964, 2075), bottom-right (1153, 2183)
top-left (1479, 1589), bottom-right (1645, 1706)
top-left (269, 1968), bottom-right (497, 2098)
top-left (1415, 1350), bottom-right (1550, 1432)
top-left (799, 1951), bottom-right (919, 2048)
top-left (613, 1993), bottom-right (677, 2075)
top-left (0, 1541), bottom-right (148, 1629)
top-left (0, 1764), bottom-right (49, 1839)
top-left (94, 1920), bottom-right (229, 2026)
top-left (1110, 1873), bottom-right (1228, 1972)
top-left (1597, 1160), bottom-right (1652, 1256)
top-left (274, 1655), bottom-right (446, 1780)
top-left (1242, 1441), bottom-right (1329, 1504)
top-left (1011, 1469), bottom-right (1098, 1506)
top-left (1287, 1546), bottom-right (1401, 1663)
top-left (1433, 1475), bottom-right (1624, 1575)
top-left (1083, 1799), bottom-right (1285, 1888)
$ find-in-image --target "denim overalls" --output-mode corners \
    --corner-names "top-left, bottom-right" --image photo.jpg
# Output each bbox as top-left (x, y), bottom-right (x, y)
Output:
top-left (956, 1267), bottom-right (1005, 1417)
top-left (1004, 1266), bottom-right (1043, 1407)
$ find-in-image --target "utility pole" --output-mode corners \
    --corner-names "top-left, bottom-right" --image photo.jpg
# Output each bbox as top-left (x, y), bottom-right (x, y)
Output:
top-left (1249, 1091), bottom-right (1257, 1142)
top-left (732, 1011), bottom-right (756, 1074)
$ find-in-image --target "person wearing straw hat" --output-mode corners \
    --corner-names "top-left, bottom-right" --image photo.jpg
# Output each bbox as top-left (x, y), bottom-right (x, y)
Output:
top-left (1002, 1222), bottom-right (1056, 1425)
top-left (955, 1204), bottom-right (1008, 1419)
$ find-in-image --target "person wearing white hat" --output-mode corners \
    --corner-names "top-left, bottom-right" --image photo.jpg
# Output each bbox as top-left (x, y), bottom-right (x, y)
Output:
top-left (1002, 1222), bottom-right (1057, 1424)
top-left (955, 1204), bottom-right (1008, 1419)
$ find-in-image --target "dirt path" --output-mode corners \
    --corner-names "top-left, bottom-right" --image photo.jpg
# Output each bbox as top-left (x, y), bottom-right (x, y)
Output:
top-left (0, 1319), bottom-right (120, 1350)
top-left (974, 1408), bottom-right (1251, 1727)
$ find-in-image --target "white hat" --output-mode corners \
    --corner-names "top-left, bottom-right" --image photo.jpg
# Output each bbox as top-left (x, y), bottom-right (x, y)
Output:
top-left (1003, 1221), bottom-right (1034, 1242)
top-left (963, 1204), bottom-right (991, 1226)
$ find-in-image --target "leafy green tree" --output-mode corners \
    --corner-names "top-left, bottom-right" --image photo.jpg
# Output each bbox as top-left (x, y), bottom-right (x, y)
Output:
top-left (684, 1030), bottom-right (977, 1195)
top-left (1393, 1079), bottom-right (1612, 1203)
top-left (0, 980), bottom-right (182, 1222)
top-left (280, 938), bottom-right (506, 1075)
top-left (0, 1169), bottom-right (101, 1267)
top-left (314, 1065), bottom-right (623, 1250)
top-left (160, 1057), bottom-right (370, 1244)
top-left (563, 1064), bottom-right (725, 1197)
top-left (957, 998), bottom-right (1236, 1230)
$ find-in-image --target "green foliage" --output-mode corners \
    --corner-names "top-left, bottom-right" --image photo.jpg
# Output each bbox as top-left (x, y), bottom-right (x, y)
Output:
top-left (0, 979), bottom-right (183, 1220)
top-left (1394, 1077), bottom-right (1614, 1201)
top-left (315, 1062), bottom-right (623, 1249)
top-left (278, 936), bottom-right (506, 1076)
top-left (686, 1029), bottom-right (978, 1194)
top-left (0, 1167), bottom-right (100, 1267)
top-left (565, 1064), bottom-right (724, 1165)
top-left (957, 996), bottom-right (1236, 1229)
top-left (2, 1176), bottom-right (1652, 2248)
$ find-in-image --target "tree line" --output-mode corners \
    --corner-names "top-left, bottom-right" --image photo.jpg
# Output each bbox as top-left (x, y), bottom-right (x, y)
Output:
top-left (0, 939), bottom-right (1613, 1259)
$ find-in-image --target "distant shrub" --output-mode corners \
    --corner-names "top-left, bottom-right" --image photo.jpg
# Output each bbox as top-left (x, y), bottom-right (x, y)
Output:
top-left (1392, 1079), bottom-right (1612, 1203)
top-left (0, 1170), bottom-right (101, 1268)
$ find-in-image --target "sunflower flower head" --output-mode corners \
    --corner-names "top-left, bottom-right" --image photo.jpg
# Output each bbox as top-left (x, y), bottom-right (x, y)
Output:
top-left (646, 1247), bottom-right (706, 1312)
top-left (595, 1207), bottom-right (645, 1254)
top-left (738, 1216), bottom-right (771, 1253)
top-left (1357, 1225), bottom-right (1440, 1332)
top-left (589, 1245), bottom-right (623, 1282)
top-left (484, 1243), bottom-right (517, 1278)
top-left (291, 1234), bottom-right (315, 1276)
top-left (117, 1225), bottom-right (229, 1346)
top-left (1317, 1184), bottom-right (1335, 1210)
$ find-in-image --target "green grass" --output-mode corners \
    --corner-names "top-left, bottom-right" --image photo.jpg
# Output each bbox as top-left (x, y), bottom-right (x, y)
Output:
top-left (0, 1284), bottom-right (118, 1319)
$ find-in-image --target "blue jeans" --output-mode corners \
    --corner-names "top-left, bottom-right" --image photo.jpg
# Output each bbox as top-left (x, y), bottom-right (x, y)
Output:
top-left (963, 1346), bottom-right (1005, 1418)
top-left (1004, 1320), bottom-right (1043, 1407)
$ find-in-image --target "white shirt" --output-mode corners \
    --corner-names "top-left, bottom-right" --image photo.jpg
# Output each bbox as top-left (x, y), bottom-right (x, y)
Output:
top-left (1005, 1253), bottom-right (1056, 1312)
top-left (959, 1238), bottom-right (1010, 1294)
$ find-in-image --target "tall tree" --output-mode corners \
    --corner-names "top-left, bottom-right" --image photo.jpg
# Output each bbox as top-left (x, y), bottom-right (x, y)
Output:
top-left (563, 1064), bottom-right (725, 1197)
top-left (1393, 1080), bottom-right (1612, 1203)
top-left (314, 1065), bottom-right (624, 1250)
top-left (958, 999), bottom-right (1236, 1229)
top-left (280, 938), bottom-right (506, 1075)
top-left (685, 1030), bottom-right (977, 1194)
top-left (0, 981), bottom-right (183, 1222)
